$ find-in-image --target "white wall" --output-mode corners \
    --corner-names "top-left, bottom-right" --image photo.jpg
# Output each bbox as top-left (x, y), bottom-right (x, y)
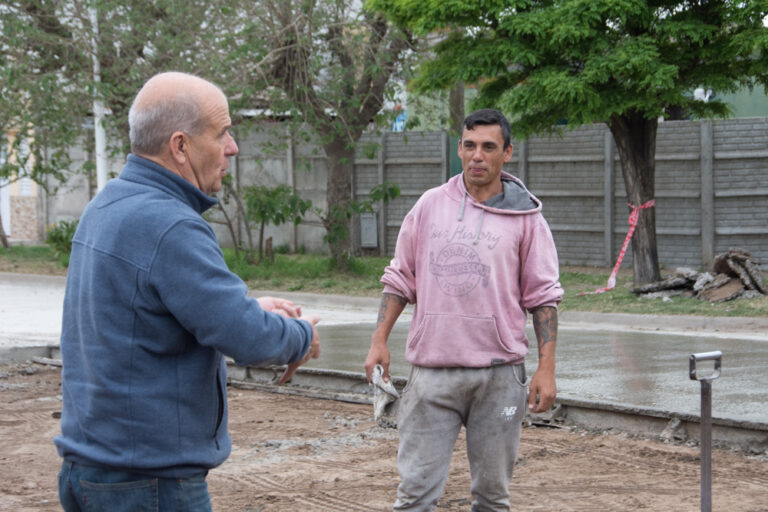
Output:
top-left (0, 179), bottom-right (10, 236)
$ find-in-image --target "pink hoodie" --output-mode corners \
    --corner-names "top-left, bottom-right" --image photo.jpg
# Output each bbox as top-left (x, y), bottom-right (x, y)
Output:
top-left (381, 172), bottom-right (563, 368)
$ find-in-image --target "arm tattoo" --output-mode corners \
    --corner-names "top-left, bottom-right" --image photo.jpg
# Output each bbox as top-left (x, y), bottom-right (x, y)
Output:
top-left (377, 293), bottom-right (407, 326)
top-left (376, 293), bottom-right (408, 327)
top-left (531, 306), bottom-right (558, 353)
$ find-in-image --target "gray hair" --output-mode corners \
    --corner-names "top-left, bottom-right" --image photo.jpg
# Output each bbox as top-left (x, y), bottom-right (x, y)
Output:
top-left (128, 92), bottom-right (207, 156)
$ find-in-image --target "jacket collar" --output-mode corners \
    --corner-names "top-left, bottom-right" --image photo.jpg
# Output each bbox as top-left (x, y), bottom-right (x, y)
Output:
top-left (120, 154), bottom-right (218, 214)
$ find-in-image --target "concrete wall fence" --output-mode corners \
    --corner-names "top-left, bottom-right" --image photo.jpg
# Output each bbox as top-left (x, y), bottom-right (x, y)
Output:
top-left (35, 118), bottom-right (768, 271)
top-left (352, 118), bottom-right (768, 271)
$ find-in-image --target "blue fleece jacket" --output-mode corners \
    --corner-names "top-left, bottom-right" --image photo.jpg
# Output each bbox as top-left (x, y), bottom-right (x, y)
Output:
top-left (54, 155), bottom-right (312, 477)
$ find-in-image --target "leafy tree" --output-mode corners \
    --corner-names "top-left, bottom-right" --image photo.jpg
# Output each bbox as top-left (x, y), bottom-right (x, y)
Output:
top-left (244, 184), bottom-right (312, 263)
top-left (0, 0), bottom-right (89, 247)
top-left (369, 0), bottom-right (768, 285)
top-left (0, 0), bottom-right (246, 247)
top-left (232, 0), bottom-right (414, 268)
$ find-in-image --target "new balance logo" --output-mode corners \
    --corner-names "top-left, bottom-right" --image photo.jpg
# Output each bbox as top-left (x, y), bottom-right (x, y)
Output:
top-left (500, 406), bottom-right (518, 419)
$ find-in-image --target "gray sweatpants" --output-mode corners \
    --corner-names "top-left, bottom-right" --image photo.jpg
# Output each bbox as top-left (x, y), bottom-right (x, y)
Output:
top-left (393, 364), bottom-right (527, 512)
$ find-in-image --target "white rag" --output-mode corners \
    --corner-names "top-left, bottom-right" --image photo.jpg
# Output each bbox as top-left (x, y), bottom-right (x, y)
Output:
top-left (372, 364), bottom-right (400, 428)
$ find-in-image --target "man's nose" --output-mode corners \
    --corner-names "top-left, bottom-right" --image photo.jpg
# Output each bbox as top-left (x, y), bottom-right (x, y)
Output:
top-left (226, 135), bottom-right (239, 156)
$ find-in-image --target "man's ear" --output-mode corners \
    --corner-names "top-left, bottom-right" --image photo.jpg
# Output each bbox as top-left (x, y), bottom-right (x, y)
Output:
top-left (168, 131), bottom-right (187, 165)
top-left (503, 143), bottom-right (514, 162)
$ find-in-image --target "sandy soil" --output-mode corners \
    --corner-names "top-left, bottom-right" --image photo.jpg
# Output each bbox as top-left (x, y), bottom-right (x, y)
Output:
top-left (2, 362), bottom-right (766, 512)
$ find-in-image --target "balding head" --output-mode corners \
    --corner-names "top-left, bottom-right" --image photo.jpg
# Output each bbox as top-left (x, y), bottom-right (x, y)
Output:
top-left (129, 72), bottom-right (226, 156)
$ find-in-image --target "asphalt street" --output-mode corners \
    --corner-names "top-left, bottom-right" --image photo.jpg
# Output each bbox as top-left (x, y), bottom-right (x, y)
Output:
top-left (2, 271), bottom-right (767, 424)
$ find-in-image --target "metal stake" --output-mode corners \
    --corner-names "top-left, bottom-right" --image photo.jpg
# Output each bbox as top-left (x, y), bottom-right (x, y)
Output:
top-left (689, 350), bottom-right (722, 512)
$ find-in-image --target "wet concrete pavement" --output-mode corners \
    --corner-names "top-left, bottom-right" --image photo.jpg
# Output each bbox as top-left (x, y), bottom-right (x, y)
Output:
top-left (0, 273), bottom-right (65, 348)
top-left (2, 272), bottom-right (767, 424)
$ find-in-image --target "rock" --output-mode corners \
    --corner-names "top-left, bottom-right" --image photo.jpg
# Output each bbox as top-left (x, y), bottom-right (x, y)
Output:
top-left (660, 417), bottom-right (686, 443)
top-left (693, 272), bottom-right (715, 291)
top-left (629, 249), bottom-right (765, 302)
top-left (713, 248), bottom-right (767, 294)
top-left (697, 278), bottom-right (744, 303)
top-left (639, 289), bottom-right (687, 300)
top-left (632, 276), bottom-right (691, 294)
top-left (674, 267), bottom-right (699, 280)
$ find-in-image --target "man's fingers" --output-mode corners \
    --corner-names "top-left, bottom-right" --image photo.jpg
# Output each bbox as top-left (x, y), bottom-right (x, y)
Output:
top-left (274, 300), bottom-right (300, 318)
top-left (279, 362), bottom-right (300, 385)
top-left (257, 297), bottom-right (303, 319)
top-left (528, 388), bottom-right (538, 411)
top-left (528, 389), bottom-right (555, 412)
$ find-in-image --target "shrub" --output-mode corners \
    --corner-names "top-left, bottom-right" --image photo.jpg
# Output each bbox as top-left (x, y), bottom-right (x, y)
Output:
top-left (46, 219), bottom-right (78, 266)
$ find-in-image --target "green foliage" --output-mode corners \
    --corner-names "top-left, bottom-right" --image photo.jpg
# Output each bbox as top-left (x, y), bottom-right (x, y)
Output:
top-left (0, 245), bottom-right (67, 274)
top-left (221, 249), bottom-right (390, 296)
top-left (233, 1), bottom-right (416, 260)
top-left (2, 0), bottom-right (414, 263)
top-left (1, 0), bottom-right (246, 186)
top-left (559, 269), bottom-right (768, 318)
top-left (243, 184), bottom-right (312, 262)
top-left (318, 182), bottom-right (401, 250)
top-left (369, 0), bottom-right (768, 137)
top-left (45, 220), bottom-right (79, 267)
top-left (245, 185), bottom-right (312, 229)
top-left (369, 0), bottom-right (768, 286)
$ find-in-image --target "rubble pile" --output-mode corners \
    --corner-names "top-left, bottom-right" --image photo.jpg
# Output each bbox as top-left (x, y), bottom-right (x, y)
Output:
top-left (631, 249), bottom-right (767, 302)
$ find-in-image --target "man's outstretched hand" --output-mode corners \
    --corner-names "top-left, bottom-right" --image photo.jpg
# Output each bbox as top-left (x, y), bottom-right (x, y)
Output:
top-left (257, 296), bottom-right (302, 318)
top-left (279, 314), bottom-right (320, 385)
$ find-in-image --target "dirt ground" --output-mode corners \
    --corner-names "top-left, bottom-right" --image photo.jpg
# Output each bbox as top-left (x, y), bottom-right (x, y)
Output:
top-left (2, 363), bottom-right (766, 512)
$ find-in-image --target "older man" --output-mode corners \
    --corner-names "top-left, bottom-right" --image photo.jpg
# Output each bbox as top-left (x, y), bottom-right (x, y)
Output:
top-left (55, 72), bottom-right (320, 511)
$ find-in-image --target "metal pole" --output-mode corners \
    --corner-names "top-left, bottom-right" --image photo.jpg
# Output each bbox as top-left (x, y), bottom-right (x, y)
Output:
top-left (700, 378), bottom-right (712, 512)
top-left (689, 350), bottom-right (722, 512)
top-left (89, 3), bottom-right (108, 193)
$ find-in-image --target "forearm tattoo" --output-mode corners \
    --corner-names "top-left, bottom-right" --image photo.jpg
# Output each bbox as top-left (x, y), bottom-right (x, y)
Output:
top-left (531, 306), bottom-right (558, 353)
top-left (377, 293), bottom-right (407, 326)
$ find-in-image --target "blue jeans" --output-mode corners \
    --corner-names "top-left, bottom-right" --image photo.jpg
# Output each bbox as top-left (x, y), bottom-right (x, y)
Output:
top-left (58, 461), bottom-right (212, 512)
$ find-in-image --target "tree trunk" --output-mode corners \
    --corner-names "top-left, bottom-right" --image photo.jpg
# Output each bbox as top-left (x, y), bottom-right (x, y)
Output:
top-left (608, 111), bottom-right (662, 286)
top-left (257, 220), bottom-right (265, 264)
top-left (323, 139), bottom-right (355, 269)
top-left (0, 214), bottom-right (9, 249)
top-left (449, 82), bottom-right (465, 136)
top-left (216, 201), bottom-right (239, 256)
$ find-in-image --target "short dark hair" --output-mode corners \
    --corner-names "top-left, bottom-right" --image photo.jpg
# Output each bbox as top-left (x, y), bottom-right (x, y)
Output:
top-left (462, 109), bottom-right (511, 149)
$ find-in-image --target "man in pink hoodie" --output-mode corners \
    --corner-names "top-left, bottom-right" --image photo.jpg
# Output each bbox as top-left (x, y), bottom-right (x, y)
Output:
top-left (365, 109), bottom-right (563, 511)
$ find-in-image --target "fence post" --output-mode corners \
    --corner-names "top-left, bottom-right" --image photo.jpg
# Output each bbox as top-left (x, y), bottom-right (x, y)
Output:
top-left (517, 140), bottom-right (528, 185)
top-left (604, 129), bottom-right (615, 267)
top-left (700, 121), bottom-right (714, 269)
top-left (286, 125), bottom-right (297, 252)
top-left (378, 132), bottom-right (387, 256)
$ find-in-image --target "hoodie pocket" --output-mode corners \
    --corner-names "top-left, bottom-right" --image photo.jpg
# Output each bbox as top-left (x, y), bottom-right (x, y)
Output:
top-left (406, 313), bottom-right (520, 367)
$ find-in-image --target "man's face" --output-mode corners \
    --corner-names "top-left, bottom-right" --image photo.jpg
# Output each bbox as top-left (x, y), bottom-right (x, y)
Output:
top-left (458, 124), bottom-right (513, 199)
top-left (185, 94), bottom-right (238, 195)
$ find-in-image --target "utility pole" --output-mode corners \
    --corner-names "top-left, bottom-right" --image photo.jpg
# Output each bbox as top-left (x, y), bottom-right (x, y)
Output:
top-left (89, 2), bottom-right (108, 192)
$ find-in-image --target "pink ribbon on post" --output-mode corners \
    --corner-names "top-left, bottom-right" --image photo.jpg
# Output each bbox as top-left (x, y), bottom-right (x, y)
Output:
top-left (578, 199), bottom-right (655, 295)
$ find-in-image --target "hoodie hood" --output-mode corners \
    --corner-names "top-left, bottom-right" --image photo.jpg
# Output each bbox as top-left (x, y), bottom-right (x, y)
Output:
top-left (447, 172), bottom-right (542, 245)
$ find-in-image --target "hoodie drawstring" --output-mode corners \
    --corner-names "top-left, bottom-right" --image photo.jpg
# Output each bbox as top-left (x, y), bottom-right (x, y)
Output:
top-left (473, 209), bottom-right (484, 245)
top-left (458, 189), bottom-right (486, 245)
